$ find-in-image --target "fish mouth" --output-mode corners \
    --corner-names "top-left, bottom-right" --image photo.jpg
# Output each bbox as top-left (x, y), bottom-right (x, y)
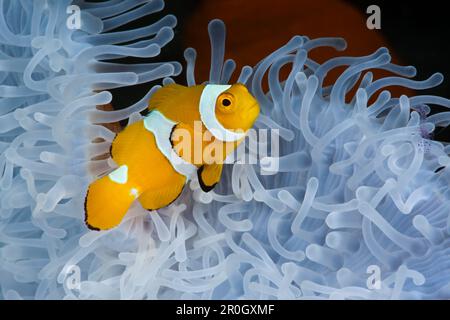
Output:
top-left (247, 103), bottom-right (260, 119)
top-left (248, 102), bottom-right (259, 112)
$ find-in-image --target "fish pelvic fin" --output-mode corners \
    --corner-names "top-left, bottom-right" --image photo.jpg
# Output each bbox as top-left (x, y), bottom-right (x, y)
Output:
top-left (197, 163), bottom-right (223, 192)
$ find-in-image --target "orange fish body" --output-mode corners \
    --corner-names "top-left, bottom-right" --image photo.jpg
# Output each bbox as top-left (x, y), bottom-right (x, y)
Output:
top-left (85, 83), bottom-right (259, 230)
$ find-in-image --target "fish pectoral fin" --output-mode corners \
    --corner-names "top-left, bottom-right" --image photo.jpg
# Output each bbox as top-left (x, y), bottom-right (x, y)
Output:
top-left (197, 163), bottom-right (223, 192)
top-left (85, 174), bottom-right (138, 231)
top-left (138, 176), bottom-right (186, 211)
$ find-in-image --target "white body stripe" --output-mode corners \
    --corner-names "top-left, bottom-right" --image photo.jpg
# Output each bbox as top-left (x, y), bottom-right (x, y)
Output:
top-left (199, 84), bottom-right (246, 142)
top-left (143, 111), bottom-right (197, 179)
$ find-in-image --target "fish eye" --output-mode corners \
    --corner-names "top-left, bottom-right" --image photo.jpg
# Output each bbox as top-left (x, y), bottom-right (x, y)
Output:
top-left (222, 98), bottom-right (231, 107)
top-left (217, 93), bottom-right (235, 112)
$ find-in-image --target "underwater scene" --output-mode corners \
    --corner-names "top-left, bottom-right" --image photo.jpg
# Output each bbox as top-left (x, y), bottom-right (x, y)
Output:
top-left (0, 0), bottom-right (450, 300)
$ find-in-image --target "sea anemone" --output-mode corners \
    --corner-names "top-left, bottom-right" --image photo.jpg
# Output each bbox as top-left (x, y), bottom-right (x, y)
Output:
top-left (0, 0), bottom-right (181, 299)
top-left (1, 0), bottom-right (450, 300)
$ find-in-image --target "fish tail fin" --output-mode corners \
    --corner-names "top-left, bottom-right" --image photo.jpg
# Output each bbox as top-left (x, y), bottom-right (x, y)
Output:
top-left (84, 172), bottom-right (139, 231)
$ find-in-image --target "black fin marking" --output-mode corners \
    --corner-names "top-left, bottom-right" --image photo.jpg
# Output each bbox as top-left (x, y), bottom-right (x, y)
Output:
top-left (197, 166), bottom-right (217, 193)
top-left (169, 124), bottom-right (177, 149)
top-left (84, 188), bottom-right (100, 231)
top-left (109, 133), bottom-right (117, 157)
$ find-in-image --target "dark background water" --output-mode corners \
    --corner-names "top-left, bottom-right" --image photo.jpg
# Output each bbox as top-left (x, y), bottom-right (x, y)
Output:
top-left (86, 0), bottom-right (450, 140)
top-left (348, 0), bottom-right (449, 99)
top-left (154, 0), bottom-right (449, 96)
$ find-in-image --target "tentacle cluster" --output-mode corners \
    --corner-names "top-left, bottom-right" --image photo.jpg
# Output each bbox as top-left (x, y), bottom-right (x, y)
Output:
top-left (0, 0), bottom-right (180, 299)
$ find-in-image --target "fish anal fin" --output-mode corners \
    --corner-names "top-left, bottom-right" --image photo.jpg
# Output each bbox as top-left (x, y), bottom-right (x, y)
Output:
top-left (197, 163), bottom-right (223, 192)
top-left (139, 175), bottom-right (186, 211)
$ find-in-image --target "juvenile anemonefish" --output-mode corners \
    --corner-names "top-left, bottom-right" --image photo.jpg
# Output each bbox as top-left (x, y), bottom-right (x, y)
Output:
top-left (85, 83), bottom-right (260, 230)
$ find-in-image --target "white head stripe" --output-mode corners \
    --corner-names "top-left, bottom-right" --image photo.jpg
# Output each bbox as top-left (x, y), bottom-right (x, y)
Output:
top-left (109, 165), bottom-right (128, 184)
top-left (143, 111), bottom-right (197, 179)
top-left (199, 84), bottom-right (246, 142)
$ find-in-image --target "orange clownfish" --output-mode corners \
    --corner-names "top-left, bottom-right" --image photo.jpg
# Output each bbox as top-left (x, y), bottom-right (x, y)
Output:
top-left (85, 83), bottom-right (260, 230)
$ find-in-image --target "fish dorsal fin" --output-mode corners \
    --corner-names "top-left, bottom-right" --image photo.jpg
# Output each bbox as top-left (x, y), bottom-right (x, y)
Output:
top-left (147, 84), bottom-right (205, 124)
top-left (148, 83), bottom-right (186, 111)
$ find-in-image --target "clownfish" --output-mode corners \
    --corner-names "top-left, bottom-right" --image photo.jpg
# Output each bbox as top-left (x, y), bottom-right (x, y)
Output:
top-left (85, 83), bottom-right (260, 230)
